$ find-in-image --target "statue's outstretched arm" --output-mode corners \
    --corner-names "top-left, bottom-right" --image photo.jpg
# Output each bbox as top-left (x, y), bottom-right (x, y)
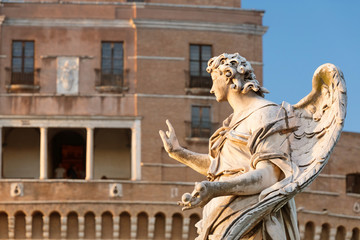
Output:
top-left (159, 120), bottom-right (211, 176)
top-left (179, 161), bottom-right (281, 210)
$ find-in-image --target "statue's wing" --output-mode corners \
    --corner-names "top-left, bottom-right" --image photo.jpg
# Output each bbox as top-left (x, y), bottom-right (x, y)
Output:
top-left (222, 64), bottom-right (347, 239)
top-left (291, 63), bottom-right (346, 187)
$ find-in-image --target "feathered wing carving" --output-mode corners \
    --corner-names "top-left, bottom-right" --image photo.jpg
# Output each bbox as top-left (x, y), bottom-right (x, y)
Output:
top-left (222, 63), bottom-right (347, 239)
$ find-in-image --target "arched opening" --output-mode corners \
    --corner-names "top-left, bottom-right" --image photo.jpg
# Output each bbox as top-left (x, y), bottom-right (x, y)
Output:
top-left (32, 211), bottom-right (43, 239)
top-left (320, 223), bottom-right (330, 240)
top-left (67, 212), bottom-right (78, 239)
top-left (336, 226), bottom-right (346, 240)
top-left (188, 214), bottom-right (200, 240)
top-left (351, 228), bottom-right (360, 240)
top-left (137, 212), bottom-right (148, 239)
top-left (171, 213), bottom-right (183, 240)
top-left (3, 128), bottom-right (40, 178)
top-left (0, 212), bottom-right (9, 239)
top-left (14, 211), bottom-right (26, 239)
top-left (101, 211), bottom-right (113, 239)
top-left (154, 212), bottom-right (165, 239)
top-left (304, 221), bottom-right (315, 240)
top-left (50, 129), bottom-right (86, 179)
top-left (119, 212), bottom-right (131, 239)
top-left (84, 212), bottom-right (95, 239)
top-left (49, 212), bottom-right (61, 239)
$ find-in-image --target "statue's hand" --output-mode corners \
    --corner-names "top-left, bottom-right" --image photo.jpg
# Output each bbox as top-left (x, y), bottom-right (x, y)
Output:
top-left (178, 181), bottom-right (214, 211)
top-left (159, 120), bottom-right (181, 153)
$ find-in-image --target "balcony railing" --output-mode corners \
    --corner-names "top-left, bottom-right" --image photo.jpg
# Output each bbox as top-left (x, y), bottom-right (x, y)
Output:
top-left (5, 67), bottom-right (40, 92)
top-left (184, 71), bottom-right (212, 95)
top-left (94, 69), bottom-right (128, 93)
top-left (189, 76), bottom-right (212, 89)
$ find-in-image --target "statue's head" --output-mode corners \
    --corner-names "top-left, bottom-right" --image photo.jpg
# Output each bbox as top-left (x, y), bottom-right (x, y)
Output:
top-left (206, 53), bottom-right (269, 97)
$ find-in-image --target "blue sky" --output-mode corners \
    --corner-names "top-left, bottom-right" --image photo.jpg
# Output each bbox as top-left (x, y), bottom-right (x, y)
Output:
top-left (242, 1), bottom-right (360, 133)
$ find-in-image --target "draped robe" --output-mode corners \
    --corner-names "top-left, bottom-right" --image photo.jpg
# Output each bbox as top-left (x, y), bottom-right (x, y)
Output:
top-left (195, 102), bottom-right (300, 240)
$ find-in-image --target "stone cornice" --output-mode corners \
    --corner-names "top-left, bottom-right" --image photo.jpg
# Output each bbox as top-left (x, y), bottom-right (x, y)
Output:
top-left (132, 19), bottom-right (268, 35)
top-left (4, 18), bottom-right (267, 35)
top-left (4, 18), bottom-right (132, 28)
top-left (0, 1), bottom-right (264, 13)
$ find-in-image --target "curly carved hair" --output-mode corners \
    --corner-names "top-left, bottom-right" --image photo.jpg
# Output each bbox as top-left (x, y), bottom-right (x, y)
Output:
top-left (206, 53), bottom-right (269, 97)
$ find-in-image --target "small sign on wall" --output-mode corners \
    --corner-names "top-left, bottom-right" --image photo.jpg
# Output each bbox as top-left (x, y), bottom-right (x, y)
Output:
top-left (57, 57), bottom-right (79, 94)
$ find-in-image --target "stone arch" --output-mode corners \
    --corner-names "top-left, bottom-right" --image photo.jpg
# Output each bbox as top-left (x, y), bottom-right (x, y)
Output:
top-left (171, 213), bottom-right (183, 240)
top-left (154, 212), bottom-right (166, 239)
top-left (320, 223), bottom-right (331, 240)
top-left (351, 228), bottom-right (360, 240)
top-left (188, 214), bottom-right (200, 240)
top-left (67, 211), bottom-right (79, 239)
top-left (304, 221), bottom-right (315, 240)
top-left (0, 211), bottom-right (9, 239)
top-left (137, 212), bottom-right (148, 239)
top-left (84, 211), bottom-right (95, 239)
top-left (336, 226), bottom-right (346, 240)
top-left (119, 212), bottom-right (131, 239)
top-left (32, 211), bottom-right (43, 239)
top-left (49, 211), bottom-right (61, 239)
top-left (14, 211), bottom-right (26, 239)
top-left (101, 211), bottom-right (113, 239)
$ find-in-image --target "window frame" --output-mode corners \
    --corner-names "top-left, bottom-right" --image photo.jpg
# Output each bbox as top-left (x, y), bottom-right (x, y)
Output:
top-left (190, 105), bottom-right (212, 138)
top-left (11, 40), bottom-right (35, 85)
top-left (346, 173), bottom-right (360, 194)
top-left (189, 44), bottom-right (212, 89)
top-left (100, 41), bottom-right (124, 87)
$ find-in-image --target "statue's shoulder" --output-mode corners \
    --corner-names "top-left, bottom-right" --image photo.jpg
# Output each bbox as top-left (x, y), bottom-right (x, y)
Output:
top-left (246, 100), bottom-right (281, 129)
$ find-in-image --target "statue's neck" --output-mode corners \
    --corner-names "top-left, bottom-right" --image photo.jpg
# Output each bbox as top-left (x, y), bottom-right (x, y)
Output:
top-left (228, 91), bottom-right (268, 116)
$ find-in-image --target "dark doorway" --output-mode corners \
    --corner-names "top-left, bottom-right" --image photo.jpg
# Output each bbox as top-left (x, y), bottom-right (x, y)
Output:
top-left (50, 129), bottom-right (86, 179)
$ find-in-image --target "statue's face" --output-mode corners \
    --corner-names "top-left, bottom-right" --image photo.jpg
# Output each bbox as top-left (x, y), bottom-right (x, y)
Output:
top-left (210, 70), bottom-right (229, 102)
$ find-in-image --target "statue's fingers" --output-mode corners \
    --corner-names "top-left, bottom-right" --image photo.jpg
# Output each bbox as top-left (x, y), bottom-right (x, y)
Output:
top-left (166, 120), bottom-right (175, 134)
top-left (166, 131), bottom-right (170, 138)
top-left (159, 131), bottom-right (170, 147)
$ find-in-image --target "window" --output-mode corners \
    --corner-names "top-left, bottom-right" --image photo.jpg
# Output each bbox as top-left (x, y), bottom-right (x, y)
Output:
top-left (101, 42), bottom-right (124, 86)
top-left (11, 41), bottom-right (34, 85)
top-left (189, 44), bottom-right (212, 88)
top-left (346, 173), bottom-right (360, 194)
top-left (191, 106), bottom-right (211, 138)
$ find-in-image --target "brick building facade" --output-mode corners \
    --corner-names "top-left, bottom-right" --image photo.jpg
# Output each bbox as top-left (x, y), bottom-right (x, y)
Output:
top-left (0, 0), bottom-right (358, 239)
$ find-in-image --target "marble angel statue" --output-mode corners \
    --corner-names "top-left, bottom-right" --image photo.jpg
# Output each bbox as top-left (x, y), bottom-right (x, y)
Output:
top-left (159, 53), bottom-right (346, 240)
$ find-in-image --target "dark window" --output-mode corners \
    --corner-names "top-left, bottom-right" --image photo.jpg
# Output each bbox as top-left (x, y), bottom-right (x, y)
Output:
top-left (101, 42), bottom-right (124, 86)
top-left (191, 106), bottom-right (211, 138)
top-left (346, 173), bottom-right (360, 194)
top-left (11, 41), bottom-right (34, 85)
top-left (189, 44), bottom-right (212, 88)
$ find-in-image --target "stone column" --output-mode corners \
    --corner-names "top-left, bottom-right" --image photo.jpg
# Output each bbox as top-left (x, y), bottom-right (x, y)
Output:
top-left (182, 217), bottom-right (190, 240)
top-left (40, 127), bottom-right (48, 179)
top-left (95, 216), bottom-right (101, 239)
top-left (25, 216), bottom-right (32, 239)
top-left (165, 217), bottom-right (172, 239)
top-left (85, 128), bottom-right (94, 180)
top-left (113, 216), bottom-right (120, 239)
top-left (8, 216), bottom-right (15, 239)
top-left (131, 120), bottom-right (141, 180)
top-left (329, 228), bottom-right (337, 240)
top-left (78, 216), bottom-right (84, 239)
top-left (346, 231), bottom-right (353, 240)
top-left (60, 216), bottom-right (67, 239)
top-left (148, 217), bottom-right (155, 239)
top-left (130, 216), bottom-right (137, 239)
top-left (299, 224), bottom-right (305, 240)
top-left (42, 216), bottom-right (49, 239)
